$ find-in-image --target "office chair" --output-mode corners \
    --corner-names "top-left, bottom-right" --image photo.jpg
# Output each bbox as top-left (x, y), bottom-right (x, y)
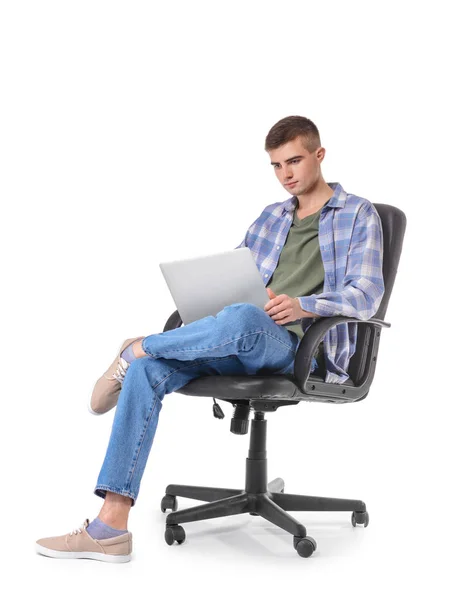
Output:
top-left (160, 204), bottom-right (406, 558)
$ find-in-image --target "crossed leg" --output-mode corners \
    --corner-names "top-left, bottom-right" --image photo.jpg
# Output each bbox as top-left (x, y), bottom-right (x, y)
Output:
top-left (94, 303), bottom-right (303, 528)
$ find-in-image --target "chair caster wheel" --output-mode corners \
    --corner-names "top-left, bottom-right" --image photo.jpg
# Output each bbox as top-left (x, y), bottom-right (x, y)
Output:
top-left (161, 494), bottom-right (178, 513)
top-left (165, 524), bottom-right (186, 545)
top-left (351, 510), bottom-right (369, 527)
top-left (293, 535), bottom-right (317, 557)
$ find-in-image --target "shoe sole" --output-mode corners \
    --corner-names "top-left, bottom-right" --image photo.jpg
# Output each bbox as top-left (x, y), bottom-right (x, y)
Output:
top-left (87, 400), bottom-right (102, 416)
top-left (35, 542), bottom-right (131, 563)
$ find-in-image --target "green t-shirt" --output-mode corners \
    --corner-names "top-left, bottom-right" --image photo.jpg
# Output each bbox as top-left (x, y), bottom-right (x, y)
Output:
top-left (267, 205), bottom-right (325, 358)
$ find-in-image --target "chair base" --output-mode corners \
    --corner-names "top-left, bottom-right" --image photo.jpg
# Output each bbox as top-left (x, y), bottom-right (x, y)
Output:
top-left (164, 479), bottom-right (366, 538)
top-left (163, 411), bottom-right (367, 554)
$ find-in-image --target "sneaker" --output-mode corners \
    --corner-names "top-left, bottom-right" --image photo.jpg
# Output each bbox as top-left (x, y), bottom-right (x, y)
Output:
top-left (35, 518), bottom-right (132, 563)
top-left (89, 336), bottom-right (145, 415)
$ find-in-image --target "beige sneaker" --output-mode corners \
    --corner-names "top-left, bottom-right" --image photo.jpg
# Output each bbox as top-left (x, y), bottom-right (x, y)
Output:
top-left (89, 336), bottom-right (146, 415)
top-left (35, 518), bottom-right (133, 563)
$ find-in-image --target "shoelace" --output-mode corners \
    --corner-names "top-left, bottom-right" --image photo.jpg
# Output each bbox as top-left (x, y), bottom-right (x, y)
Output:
top-left (69, 520), bottom-right (89, 536)
top-left (112, 357), bottom-right (130, 384)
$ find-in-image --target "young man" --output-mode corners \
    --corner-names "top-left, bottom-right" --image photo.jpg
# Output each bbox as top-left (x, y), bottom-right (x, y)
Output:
top-left (35, 116), bottom-right (385, 562)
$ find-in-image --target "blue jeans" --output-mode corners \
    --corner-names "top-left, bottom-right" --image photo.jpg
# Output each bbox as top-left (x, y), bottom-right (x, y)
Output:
top-left (94, 302), bottom-right (319, 506)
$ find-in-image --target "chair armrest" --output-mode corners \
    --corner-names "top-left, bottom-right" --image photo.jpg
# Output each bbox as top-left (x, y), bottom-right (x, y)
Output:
top-left (163, 310), bottom-right (183, 332)
top-left (293, 316), bottom-right (391, 389)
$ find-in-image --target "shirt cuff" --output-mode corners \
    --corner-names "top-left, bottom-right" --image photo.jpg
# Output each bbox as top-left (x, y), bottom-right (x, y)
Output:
top-left (298, 296), bottom-right (327, 317)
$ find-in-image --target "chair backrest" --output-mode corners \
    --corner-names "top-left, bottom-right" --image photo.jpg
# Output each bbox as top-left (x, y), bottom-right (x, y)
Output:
top-left (347, 203), bottom-right (407, 383)
top-left (373, 204), bottom-right (407, 320)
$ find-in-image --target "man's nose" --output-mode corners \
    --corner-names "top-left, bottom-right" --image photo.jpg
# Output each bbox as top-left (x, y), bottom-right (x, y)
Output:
top-left (283, 167), bottom-right (293, 181)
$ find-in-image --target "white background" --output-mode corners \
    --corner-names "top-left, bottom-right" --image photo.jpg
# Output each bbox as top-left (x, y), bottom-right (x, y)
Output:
top-left (1, 0), bottom-right (450, 597)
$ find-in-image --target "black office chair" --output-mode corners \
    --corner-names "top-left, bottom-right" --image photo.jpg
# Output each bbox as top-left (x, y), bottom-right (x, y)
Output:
top-left (160, 204), bottom-right (406, 558)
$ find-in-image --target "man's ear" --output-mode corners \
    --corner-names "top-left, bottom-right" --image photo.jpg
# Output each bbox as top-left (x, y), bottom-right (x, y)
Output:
top-left (316, 147), bottom-right (326, 163)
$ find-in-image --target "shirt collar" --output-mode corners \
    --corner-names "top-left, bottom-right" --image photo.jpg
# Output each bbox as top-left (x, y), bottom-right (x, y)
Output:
top-left (280, 182), bottom-right (347, 215)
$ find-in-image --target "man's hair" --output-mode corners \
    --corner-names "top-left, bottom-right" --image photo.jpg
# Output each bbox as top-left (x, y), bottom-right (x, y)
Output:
top-left (265, 116), bottom-right (321, 153)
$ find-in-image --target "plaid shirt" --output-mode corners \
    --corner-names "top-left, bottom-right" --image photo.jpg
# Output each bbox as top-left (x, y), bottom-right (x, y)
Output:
top-left (235, 182), bottom-right (385, 384)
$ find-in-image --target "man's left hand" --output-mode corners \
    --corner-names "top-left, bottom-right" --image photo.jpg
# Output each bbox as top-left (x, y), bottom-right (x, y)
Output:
top-left (264, 287), bottom-right (305, 324)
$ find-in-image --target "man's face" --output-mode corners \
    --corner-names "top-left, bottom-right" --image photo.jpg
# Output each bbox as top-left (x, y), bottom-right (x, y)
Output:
top-left (268, 136), bottom-right (325, 197)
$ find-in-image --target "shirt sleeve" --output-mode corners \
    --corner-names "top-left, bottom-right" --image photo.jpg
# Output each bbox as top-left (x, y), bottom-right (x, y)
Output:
top-left (234, 214), bottom-right (259, 249)
top-left (298, 203), bottom-right (385, 320)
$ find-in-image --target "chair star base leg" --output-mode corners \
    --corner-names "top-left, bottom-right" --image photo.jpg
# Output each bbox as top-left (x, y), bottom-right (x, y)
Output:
top-left (165, 483), bottom-right (243, 503)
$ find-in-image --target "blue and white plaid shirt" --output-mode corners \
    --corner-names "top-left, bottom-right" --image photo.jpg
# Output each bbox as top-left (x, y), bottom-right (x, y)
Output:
top-left (235, 182), bottom-right (385, 384)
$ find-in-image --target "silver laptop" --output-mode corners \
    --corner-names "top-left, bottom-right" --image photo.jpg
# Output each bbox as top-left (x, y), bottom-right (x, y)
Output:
top-left (159, 247), bottom-right (269, 325)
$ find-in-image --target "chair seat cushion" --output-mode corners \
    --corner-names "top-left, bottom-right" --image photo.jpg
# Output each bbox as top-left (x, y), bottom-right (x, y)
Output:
top-left (175, 373), bottom-right (356, 403)
top-left (176, 374), bottom-right (300, 400)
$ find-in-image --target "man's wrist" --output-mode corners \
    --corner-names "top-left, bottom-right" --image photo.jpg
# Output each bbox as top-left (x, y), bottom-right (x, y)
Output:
top-left (300, 308), bottom-right (318, 318)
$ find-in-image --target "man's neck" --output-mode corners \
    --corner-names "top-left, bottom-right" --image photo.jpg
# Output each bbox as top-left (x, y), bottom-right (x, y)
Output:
top-left (296, 180), bottom-right (334, 212)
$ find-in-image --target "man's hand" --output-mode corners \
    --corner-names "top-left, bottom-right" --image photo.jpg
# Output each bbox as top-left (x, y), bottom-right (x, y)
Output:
top-left (264, 287), bottom-right (306, 324)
